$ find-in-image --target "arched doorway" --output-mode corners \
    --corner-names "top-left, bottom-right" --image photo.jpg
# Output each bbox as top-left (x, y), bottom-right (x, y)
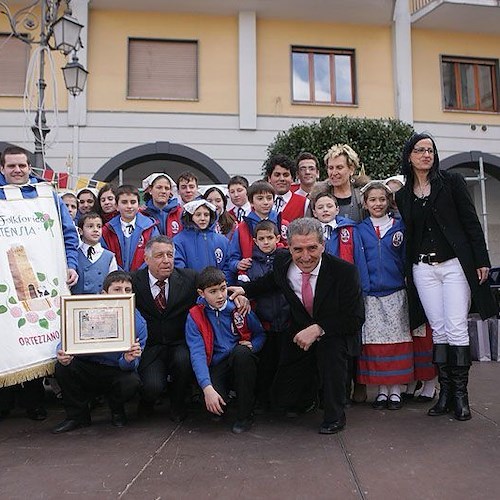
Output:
top-left (440, 151), bottom-right (500, 265)
top-left (440, 151), bottom-right (500, 181)
top-left (94, 142), bottom-right (230, 187)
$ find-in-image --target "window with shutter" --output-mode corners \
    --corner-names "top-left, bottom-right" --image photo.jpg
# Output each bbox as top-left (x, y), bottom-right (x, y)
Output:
top-left (0, 34), bottom-right (29, 96)
top-left (128, 38), bottom-right (198, 100)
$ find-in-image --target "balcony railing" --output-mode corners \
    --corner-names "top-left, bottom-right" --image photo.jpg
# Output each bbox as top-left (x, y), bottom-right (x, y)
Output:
top-left (410, 0), bottom-right (433, 14)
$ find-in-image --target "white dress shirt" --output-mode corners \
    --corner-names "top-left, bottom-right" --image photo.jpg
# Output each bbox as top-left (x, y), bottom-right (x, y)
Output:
top-left (287, 259), bottom-right (322, 304)
top-left (274, 191), bottom-right (292, 213)
top-left (149, 270), bottom-right (169, 304)
top-left (276, 190), bottom-right (310, 216)
top-left (120, 217), bottom-right (136, 238)
top-left (321, 220), bottom-right (338, 239)
top-left (79, 242), bottom-right (118, 271)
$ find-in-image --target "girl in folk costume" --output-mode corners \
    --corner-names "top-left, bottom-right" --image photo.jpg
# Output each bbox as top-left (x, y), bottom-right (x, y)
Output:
top-left (310, 191), bottom-right (360, 264)
top-left (356, 181), bottom-right (414, 410)
top-left (141, 173), bottom-right (183, 238)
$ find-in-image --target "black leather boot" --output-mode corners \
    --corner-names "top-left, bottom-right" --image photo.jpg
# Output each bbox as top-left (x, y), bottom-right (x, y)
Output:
top-left (449, 345), bottom-right (472, 421)
top-left (428, 344), bottom-right (452, 417)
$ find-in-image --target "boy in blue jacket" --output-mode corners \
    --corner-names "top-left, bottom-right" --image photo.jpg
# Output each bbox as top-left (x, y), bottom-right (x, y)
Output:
top-left (185, 267), bottom-right (265, 434)
top-left (53, 271), bottom-right (148, 433)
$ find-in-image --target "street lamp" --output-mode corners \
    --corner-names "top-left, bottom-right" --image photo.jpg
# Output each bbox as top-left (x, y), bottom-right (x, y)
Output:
top-left (0, 0), bottom-right (88, 169)
top-left (62, 52), bottom-right (88, 97)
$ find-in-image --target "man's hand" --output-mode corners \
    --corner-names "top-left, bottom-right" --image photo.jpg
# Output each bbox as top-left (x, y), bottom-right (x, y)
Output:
top-left (57, 349), bottom-right (74, 366)
top-left (237, 258), bottom-right (252, 271)
top-left (66, 268), bottom-right (79, 287)
top-left (293, 324), bottom-right (323, 351)
top-left (234, 295), bottom-right (251, 315)
top-left (228, 286), bottom-right (245, 301)
top-left (238, 340), bottom-right (253, 350)
top-left (203, 385), bottom-right (226, 415)
top-left (124, 340), bottom-right (142, 363)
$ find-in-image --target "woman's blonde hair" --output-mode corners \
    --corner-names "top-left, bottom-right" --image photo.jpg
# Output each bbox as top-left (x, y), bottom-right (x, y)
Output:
top-left (323, 144), bottom-right (360, 172)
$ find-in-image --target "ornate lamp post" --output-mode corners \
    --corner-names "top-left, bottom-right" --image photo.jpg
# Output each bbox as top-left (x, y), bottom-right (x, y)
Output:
top-left (0, 0), bottom-right (88, 168)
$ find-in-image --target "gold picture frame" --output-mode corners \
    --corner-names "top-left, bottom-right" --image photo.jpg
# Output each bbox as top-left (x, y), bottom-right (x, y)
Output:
top-left (61, 294), bottom-right (135, 355)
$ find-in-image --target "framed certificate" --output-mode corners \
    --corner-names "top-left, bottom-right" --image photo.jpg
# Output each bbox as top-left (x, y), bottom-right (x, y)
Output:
top-left (61, 294), bottom-right (135, 355)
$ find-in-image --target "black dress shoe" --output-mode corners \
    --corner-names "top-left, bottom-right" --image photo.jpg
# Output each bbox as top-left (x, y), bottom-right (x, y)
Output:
top-left (52, 418), bottom-right (90, 434)
top-left (401, 392), bottom-right (414, 402)
top-left (415, 392), bottom-right (436, 403)
top-left (137, 400), bottom-right (155, 418)
top-left (26, 407), bottom-right (47, 421)
top-left (387, 395), bottom-right (403, 410)
top-left (111, 412), bottom-right (127, 427)
top-left (372, 395), bottom-right (388, 410)
top-left (169, 408), bottom-right (187, 424)
top-left (285, 401), bottom-right (317, 418)
top-left (319, 415), bottom-right (346, 435)
top-left (232, 417), bottom-right (254, 434)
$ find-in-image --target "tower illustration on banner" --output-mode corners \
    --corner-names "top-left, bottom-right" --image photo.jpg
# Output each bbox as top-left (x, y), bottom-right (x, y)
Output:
top-left (7, 246), bottom-right (52, 312)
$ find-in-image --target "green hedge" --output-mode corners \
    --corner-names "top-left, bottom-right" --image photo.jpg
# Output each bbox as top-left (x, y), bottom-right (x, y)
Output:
top-left (266, 115), bottom-right (415, 180)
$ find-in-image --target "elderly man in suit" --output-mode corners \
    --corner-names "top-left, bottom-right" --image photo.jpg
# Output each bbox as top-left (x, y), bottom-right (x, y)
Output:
top-left (232, 218), bottom-right (364, 434)
top-left (133, 235), bottom-right (249, 422)
top-left (132, 235), bottom-right (198, 422)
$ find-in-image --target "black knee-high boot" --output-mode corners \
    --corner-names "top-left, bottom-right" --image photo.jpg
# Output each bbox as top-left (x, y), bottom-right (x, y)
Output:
top-left (449, 345), bottom-right (472, 421)
top-left (428, 344), bottom-right (452, 417)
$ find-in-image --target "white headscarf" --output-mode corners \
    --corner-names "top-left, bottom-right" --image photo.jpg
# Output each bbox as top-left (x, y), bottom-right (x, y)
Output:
top-left (141, 173), bottom-right (178, 198)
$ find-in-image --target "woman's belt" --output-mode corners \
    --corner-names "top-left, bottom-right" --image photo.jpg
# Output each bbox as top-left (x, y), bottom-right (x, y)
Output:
top-left (416, 253), bottom-right (453, 265)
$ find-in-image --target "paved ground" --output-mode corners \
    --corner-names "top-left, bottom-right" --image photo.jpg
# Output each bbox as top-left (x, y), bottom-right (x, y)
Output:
top-left (1, 362), bottom-right (499, 500)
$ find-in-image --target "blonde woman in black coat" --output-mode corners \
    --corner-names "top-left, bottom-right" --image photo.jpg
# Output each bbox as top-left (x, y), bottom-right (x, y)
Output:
top-left (395, 133), bottom-right (496, 421)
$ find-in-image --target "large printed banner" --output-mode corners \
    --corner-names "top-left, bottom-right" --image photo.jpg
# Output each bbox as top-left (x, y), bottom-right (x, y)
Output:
top-left (0, 183), bottom-right (70, 386)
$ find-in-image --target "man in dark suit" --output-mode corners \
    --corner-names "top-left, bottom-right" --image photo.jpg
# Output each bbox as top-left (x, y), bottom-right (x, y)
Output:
top-left (132, 235), bottom-right (198, 422)
top-left (232, 218), bottom-right (364, 434)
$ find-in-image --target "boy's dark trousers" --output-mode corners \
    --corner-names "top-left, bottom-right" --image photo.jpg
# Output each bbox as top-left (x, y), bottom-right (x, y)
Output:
top-left (0, 378), bottom-right (45, 413)
top-left (210, 344), bottom-right (258, 421)
top-left (55, 358), bottom-right (141, 421)
top-left (256, 330), bottom-right (286, 406)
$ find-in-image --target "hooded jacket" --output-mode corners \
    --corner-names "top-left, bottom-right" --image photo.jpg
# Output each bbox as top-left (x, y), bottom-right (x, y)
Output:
top-left (323, 215), bottom-right (360, 264)
top-left (173, 202), bottom-right (230, 278)
top-left (356, 216), bottom-right (406, 297)
top-left (141, 197), bottom-right (183, 237)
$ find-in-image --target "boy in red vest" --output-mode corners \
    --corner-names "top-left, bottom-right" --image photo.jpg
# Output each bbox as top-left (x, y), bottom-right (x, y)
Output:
top-left (265, 154), bottom-right (309, 221)
top-left (185, 267), bottom-right (265, 434)
top-left (311, 191), bottom-right (361, 264)
top-left (102, 185), bottom-right (159, 271)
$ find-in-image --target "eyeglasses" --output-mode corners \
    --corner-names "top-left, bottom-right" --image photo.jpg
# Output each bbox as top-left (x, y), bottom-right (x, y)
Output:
top-left (413, 147), bottom-right (435, 156)
top-left (298, 166), bottom-right (317, 172)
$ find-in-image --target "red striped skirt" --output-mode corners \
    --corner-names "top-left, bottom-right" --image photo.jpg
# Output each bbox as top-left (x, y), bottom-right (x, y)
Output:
top-left (358, 342), bottom-right (414, 385)
top-left (412, 323), bottom-right (437, 381)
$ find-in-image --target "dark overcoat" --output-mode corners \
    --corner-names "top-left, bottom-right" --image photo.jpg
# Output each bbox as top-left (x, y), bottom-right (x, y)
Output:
top-left (395, 170), bottom-right (497, 329)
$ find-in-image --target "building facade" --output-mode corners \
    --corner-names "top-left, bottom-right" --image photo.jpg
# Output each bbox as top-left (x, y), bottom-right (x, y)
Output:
top-left (1, 0), bottom-right (499, 259)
